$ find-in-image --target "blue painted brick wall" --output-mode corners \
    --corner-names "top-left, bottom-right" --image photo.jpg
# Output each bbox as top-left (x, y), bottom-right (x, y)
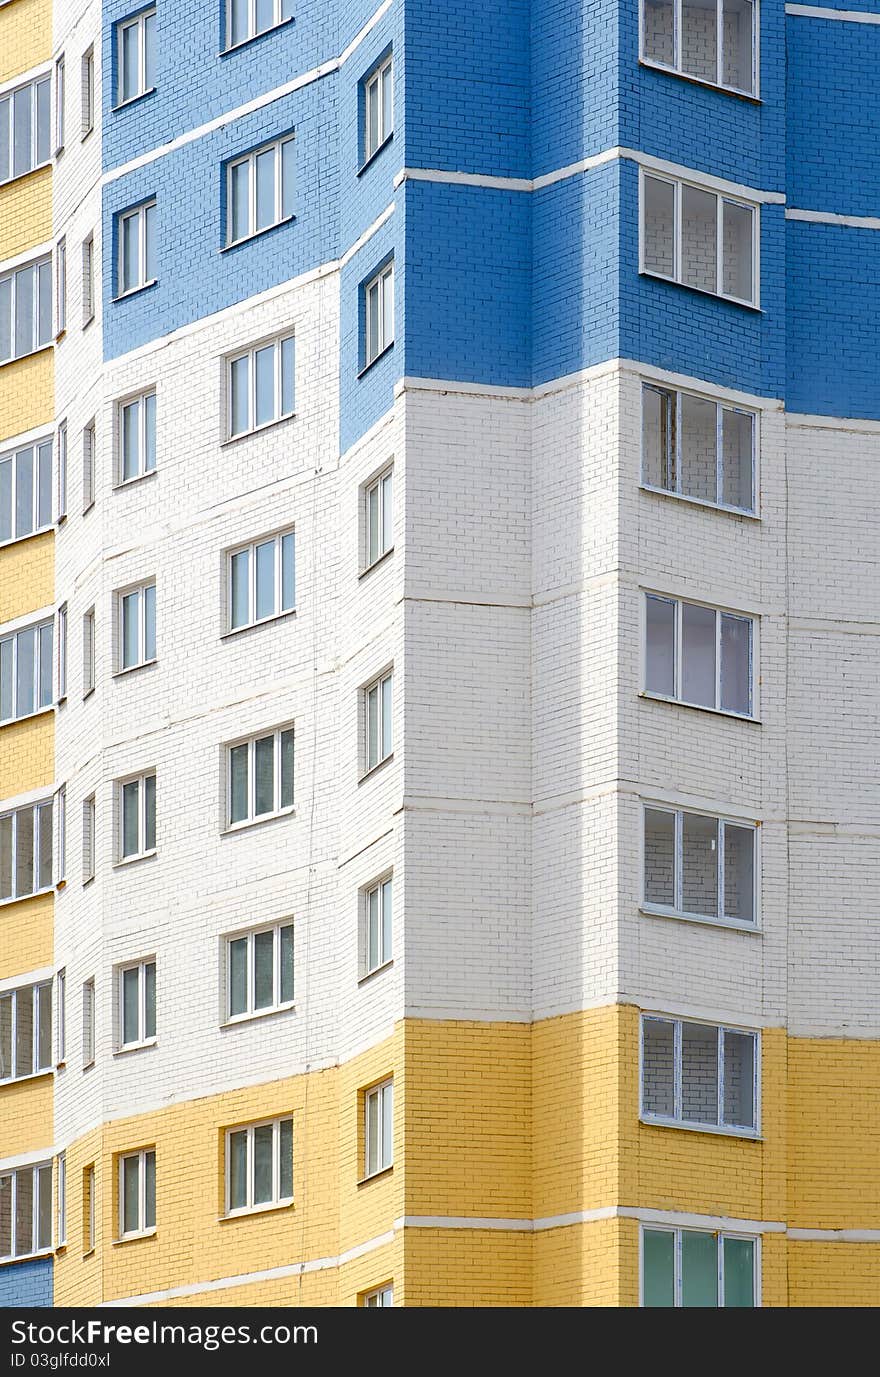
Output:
top-left (0, 1259), bottom-right (53, 1308)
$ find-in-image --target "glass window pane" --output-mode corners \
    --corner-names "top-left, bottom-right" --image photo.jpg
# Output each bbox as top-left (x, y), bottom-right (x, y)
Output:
top-left (0, 995), bottom-right (11, 1076)
top-left (253, 734), bottom-right (275, 815)
top-left (681, 1230), bottom-right (718, 1307)
top-left (230, 356), bottom-right (249, 435)
top-left (366, 280), bottom-right (380, 362)
top-left (367, 483), bottom-right (379, 565)
top-left (143, 12), bottom-right (157, 89)
top-left (722, 1029), bottom-right (755, 1128)
top-left (14, 448), bottom-right (34, 539)
top-left (254, 345), bottom-right (275, 427)
top-left (14, 266), bottom-right (35, 357)
top-left (12, 87), bottom-right (32, 178)
top-left (229, 938), bottom-right (248, 1017)
top-left (15, 987), bottom-right (33, 1075)
top-left (281, 0), bottom-right (294, 18)
top-left (366, 684), bottom-right (378, 770)
top-left (0, 99), bottom-right (9, 183)
top-left (681, 0), bottom-right (718, 83)
top-left (38, 623), bottom-right (52, 707)
top-left (381, 1083), bottom-right (393, 1168)
top-left (121, 401), bottom-right (139, 481)
top-left (281, 336), bottom-right (295, 415)
top-left (122, 1156), bottom-right (139, 1233)
top-left (279, 925), bottom-right (294, 1003)
top-left (681, 602), bottom-right (716, 708)
top-left (143, 204), bottom-right (156, 282)
top-left (122, 966), bottom-right (139, 1044)
top-left (121, 214), bottom-right (139, 293)
top-left (279, 729), bottom-right (294, 809)
top-left (16, 1169), bottom-right (33, 1255)
top-left (367, 887), bottom-right (379, 971)
top-left (38, 803), bottom-right (53, 890)
top-left (643, 1229), bottom-right (675, 1307)
top-left (143, 584), bottom-right (156, 661)
top-left (721, 408), bottom-right (753, 510)
top-left (720, 613), bottom-right (751, 715)
top-left (722, 0), bottom-right (754, 93)
top-left (230, 160), bottom-right (249, 242)
top-left (681, 184), bottom-right (717, 294)
top-left (643, 176), bottom-right (675, 278)
top-left (645, 595), bottom-right (675, 697)
top-left (143, 392), bottom-right (156, 472)
top-left (1, 638), bottom-right (13, 720)
top-left (381, 878), bottom-right (392, 961)
top-left (144, 774), bottom-right (156, 850)
top-left (280, 533), bottom-right (295, 610)
top-left (723, 823), bottom-right (754, 923)
top-left (253, 929), bottom-right (274, 1009)
top-left (279, 1119), bottom-right (293, 1199)
top-left (682, 811), bottom-right (718, 917)
top-left (37, 260), bottom-right (51, 346)
top-left (681, 1023), bottom-right (719, 1125)
top-left (723, 200), bottom-right (753, 302)
top-left (381, 63), bottom-right (392, 137)
top-left (366, 1091), bottom-right (379, 1175)
top-left (144, 1152), bottom-right (155, 1229)
top-left (229, 743), bottom-right (248, 823)
top-left (255, 148), bottom-right (276, 232)
top-left (229, 1130), bottom-right (247, 1209)
top-left (0, 457), bottom-right (11, 542)
top-left (0, 277), bottom-right (12, 361)
top-left (36, 1165), bottom-right (52, 1250)
top-left (281, 139), bottom-right (295, 219)
top-left (642, 1018), bottom-right (675, 1117)
top-left (35, 79), bottom-right (50, 164)
top-left (679, 393), bottom-right (717, 504)
top-left (366, 78), bottom-right (379, 158)
top-left (0, 815), bottom-right (11, 900)
top-left (37, 441), bottom-right (52, 527)
top-left (641, 386), bottom-right (674, 491)
top-left (15, 807), bottom-right (34, 898)
top-left (255, 0), bottom-right (274, 32)
top-left (230, 549), bottom-right (249, 628)
top-left (252, 1124), bottom-right (273, 1203)
top-left (383, 267), bottom-right (394, 344)
top-left (723, 1236), bottom-right (755, 1306)
top-left (644, 808), bottom-right (675, 907)
top-left (381, 675), bottom-right (392, 756)
top-left (229, 0), bottom-right (248, 45)
top-left (381, 472), bottom-right (393, 551)
top-left (37, 984), bottom-right (52, 1068)
top-left (121, 23), bottom-right (138, 102)
top-left (643, 0), bottom-right (674, 66)
top-left (122, 780), bottom-right (139, 855)
top-left (122, 592), bottom-right (139, 668)
top-left (144, 962), bottom-right (156, 1039)
top-left (254, 540), bottom-right (275, 620)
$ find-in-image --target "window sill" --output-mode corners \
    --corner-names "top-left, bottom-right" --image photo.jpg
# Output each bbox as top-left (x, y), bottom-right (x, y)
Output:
top-left (357, 1165), bottom-right (393, 1188)
top-left (81, 127), bottom-right (94, 144)
top-left (0, 343), bottom-right (53, 371)
top-left (640, 271), bottom-right (761, 313)
top-left (358, 753), bottom-right (394, 786)
top-left (357, 133), bottom-right (393, 177)
top-left (114, 1038), bottom-right (157, 1056)
top-left (0, 1249), bottom-right (53, 1270)
top-left (82, 1059), bottom-right (95, 1072)
top-left (0, 525), bottom-right (55, 552)
top-left (83, 499), bottom-right (95, 515)
top-left (221, 1001), bottom-right (295, 1029)
top-left (0, 885), bottom-right (54, 910)
top-left (220, 216), bottom-right (296, 254)
top-left (640, 484), bottom-right (760, 522)
top-left (358, 547), bottom-right (394, 580)
top-left (638, 57), bottom-right (761, 105)
top-left (638, 691), bottom-right (760, 725)
top-left (83, 688), bottom-right (95, 702)
top-left (219, 16), bottom-right (294, 57)
top-left (113, 279), bottom-right (158, 304)
top-left (82, 313), bottom-right (95, 331)
top-left (81, 1248), bottom-right (95, 1260)
top-left (0, 159), bottom-right (53, 191)
top-left (640, 906), bottom-right (760, 936)
top-left (112, 658), bottom-right (158, 680)
top-left (220, 1199), bottom-right (294, 1222)
top-left (112, 87), bottom-right (157, 113)
top-left (0, 1067), bottom-right (53, 1089)
top-left (641, 1115), bottom-right (760, 1142)
top-left (0, 705), bottom-right (54, 730)
top-left (223, 807), bottom-right (295, 837)
top-left (221, 608), bottom-right (296, 641)
top-left (358, 959), bottom-right (393, 986)
top-left (221, 411), bottom-right (296, 447)
top-left (114, 468), bottom-right (157, 492)
top-left (113, 848), bottom-right (158, 870)
top-left (358, 342), bottom-right (394, 379)
top-left (112, 1228), bottom-right (156, 1246)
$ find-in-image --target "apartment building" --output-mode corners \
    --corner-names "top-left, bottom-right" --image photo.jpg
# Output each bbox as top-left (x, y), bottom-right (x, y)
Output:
top-left (0, 0), bottom-right (878, 1307)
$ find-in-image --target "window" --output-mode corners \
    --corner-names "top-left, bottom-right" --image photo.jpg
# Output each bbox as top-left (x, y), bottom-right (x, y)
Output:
top-left (643, 804), bottom-right (756, 925)
top-left (225, 1117), bottom-right (293, 1215)
top-left (117, 959), bottom-right (156, 1048)
top-left (81, 234), bottom-right (94, 325)
top-left (117, 201), bottom-right (156, 296)
top-left (0, 980), bottom-right (52, 1081)
top-left (363, 261), bottom-right (393, 367)
top-left (641, 1015), bottom-right (758, 1132)
top-left (81, 48), bottom-right (94, 138)
top-left (117, 581), bottom-right (156, 671)
top-left (57, 1153), bottom-right (66, 1245)
top-left (83, 1164), bottom-right (95, 1251)
top-left (226, 135), bottom-right (294, 246)
top-left (362, 1284), bottom-right (393, 1307)
top-left (117, 389), bottom-right (156, 483)
top-left (116, 8), bottom-right (156, 106)
top-left (225, 921), bottom-right (293, 1021)
top-left (82, 608), bottom-right (95, 697)
top-left (118, 1149), bottom-right (155, 1237)
top-left (55, 237), bottom-right (66, 334)
top-left (0, 798), bottom-right (54, 901)
top-left (82, 978), bottom-right (95, 1068)
top-left (54, 56), bottom-right (65, 153)
top-left (56, 608), bottom-right (67, 701)
top-left (641, 383), bottom-right (755, 513)
top-left (0, 1162), bottom-right (52, 1260)
top-left (641, 172), bottom-right (757, 306)
top-left (56, 420), bottom-right (68, 520)
top-left (641, 0), bottom-right (757, 97)
top-left (642, 1226), bottom-right (757, 1307)
top-left (56, 968), bottom-right (66, 1062)
top-left (227, 529), bottom-right (294, 631)
top-left (363, 55), bottom-right (393, 163)
top-left (0, 437), bottom-right (53, 545)
top-left (227, 334), bottom-right (294, 438)
top-left (0, 255), bottom-right (52, 363)
top-left (0, 73), bottom-right (51, 186)
top-left (361, 875), bottom-right (392, 976)
top-left (363, 1079), bottom-right (393, 1177)
top-left (53, 785), bottom-right (66, 882)
top-left (363, 466), bottom-right (392, 570)
top-left (82, 794), bottom-right (95, 881)
top-left (82, 420), bottom-right (95, 513)
top-left (225, 0), bottom-right (293, 50)
top-left (362, 669), bottom-right (392, 774)
top-left (0, 617), bottom-right (54, 724)
top-left (118, 772), bottom-right (156, 860)
top-left (226, 727), bottom-right (294, 828)
top-left (644, 593), bottom-right (753, 716)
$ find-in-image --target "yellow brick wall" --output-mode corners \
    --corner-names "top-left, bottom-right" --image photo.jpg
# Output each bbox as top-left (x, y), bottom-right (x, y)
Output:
top-left (0, 166), bottom-right (52, 265)
top-left (0, 1073), bottom-right (52, 1158)
top-left (0, 714), bottom-right (54, 799)
top-left (0, 531), bottom-right (54, 625)
top-left (0, 0), bottom-right (52, 86)
top-left (402, 1228), bottom-right (531, 1307)
top-left (0, 891), bottom-right (54, 981)
top-left (787, 1241), bottom-right (880, 1308)
top-left (0, 351), bottom-right (54, 442)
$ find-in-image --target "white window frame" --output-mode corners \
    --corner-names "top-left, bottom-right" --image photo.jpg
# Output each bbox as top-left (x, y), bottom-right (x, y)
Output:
top-left (54, 55), bottom-right (65, 154)
top-left (82, 419), bottom-right (95, 514)
top-left (361, 464), bottom-right (393, 572)
top-left (0, 979), bottom-right (53, 1082)
top-left (117, 771), bottom-right (156, 862)
top-left (56, 419), bottom-right (68, 521)
top-left (0, 254), bottom-right (52, 363)
top-left (641, 802), bottom-right (759, 929)
top-left (225, 333), bottom-right (295, 440)
top-left (83, 1163), bottom-right (95, 1252)
top-left (360, 873), bottom-right (392, 978)
top-left (81, 234), bottom-right (94, 325)
top-left (82, 607), bottom-right (95, 698)
top-left (54, 784), bottom-right (66, 877)
top-left (226, 134), bottom-right (295, 246)
top-left (116, 958), bottom-right (156, 1050)
top-left (225, 726), bottom-right (294, 830)
top-left (639, 169), bottom-right (759, 308)
top-left (363, 261), bottom-right (394, 368)
top-left (0, 72), bottom-right (52, 187)
top-left (116, 580), bottom-right (156, 672)
top-left (116, 200), bottom-right (156, 298)
top-left (0, 435), bottom-right (54, 547)
top-left (363, 54), bottom-right (393, 164)
top-left (643, 592), bottom-right (755, 718)
top-left (0, 798), bottom-right (54, 903)
top-left (226, 527), bottom-right (295, 632)
top-left (224, 1116), bottom-right (293, 1217)
top-left (55, 237), bottom-right (66, 334)
top-left (362, 1284), bottom-right (393, 1307)
top-left (639, 1014), bottom-right (760, 1135)
top-left (640, 1224), bottom-right (760, 1307)
top-left (55, 968), bottom-right (66, 1063)
top-left (639, 0), bottom-right (759, 98)
top-left (223, 0), bottom-right (293, 51)
top-left (82, 978), bottom-right (95, 1068)
top-left (0, 1161), bottom-right (53, 1260)
top-left (81, 47), bottom-right (94, 139)
top-left (82, 793), bottom-right (95, 882)
top-left (640, 382), bottom-right (757, 515)
top-left (117, 1148), bottom-right (155, 1239)
top-left (115, 7), bottom-right (156, 108)
top-left (56, 1152), bottom-right (66, 1245)
top-left (361, 668), bottom-right (393, 775)
top-left (223, 920), bottom-right (294, 1023)
top-left (116, 388), bottom-right (157, 485)
top-left (0, 616), bottom-right (54, 724)
top-left (363, 1079), bottom-right (393, 1178)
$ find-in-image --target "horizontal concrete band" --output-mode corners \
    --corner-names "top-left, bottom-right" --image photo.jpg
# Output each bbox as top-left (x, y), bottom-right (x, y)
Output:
top-left (785, 3), bottom-right (880, 23)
